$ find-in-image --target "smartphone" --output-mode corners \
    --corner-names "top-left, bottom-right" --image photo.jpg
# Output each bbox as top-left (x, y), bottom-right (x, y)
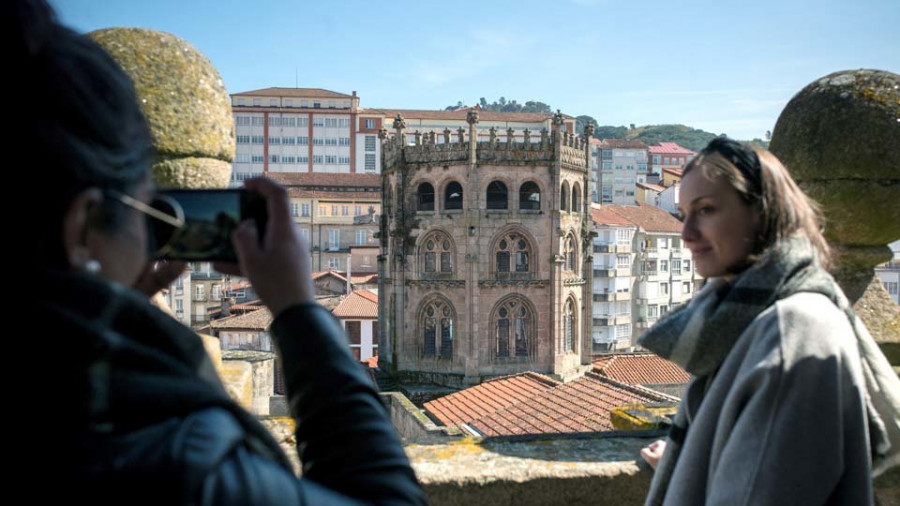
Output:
top-left (155, 189), bottom-right (267, 262)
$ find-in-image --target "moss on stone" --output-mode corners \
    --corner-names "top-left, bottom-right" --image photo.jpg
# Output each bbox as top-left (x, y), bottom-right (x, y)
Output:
top-left (153, 157), bottom-right (233, 189)
top-left (89, 28), bottom-right (234, 189)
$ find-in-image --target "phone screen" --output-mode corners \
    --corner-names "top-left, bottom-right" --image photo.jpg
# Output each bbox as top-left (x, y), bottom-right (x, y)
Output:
top-left (157, 189), bottom-right (264, 262)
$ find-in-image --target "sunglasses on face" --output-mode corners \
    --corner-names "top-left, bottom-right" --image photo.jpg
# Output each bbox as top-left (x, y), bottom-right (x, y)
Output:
top-left (105, 189), bottom-right (185, 257)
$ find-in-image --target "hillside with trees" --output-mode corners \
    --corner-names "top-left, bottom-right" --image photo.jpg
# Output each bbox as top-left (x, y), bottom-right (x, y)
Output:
top-left (445, 99), bottom-right (768, 150)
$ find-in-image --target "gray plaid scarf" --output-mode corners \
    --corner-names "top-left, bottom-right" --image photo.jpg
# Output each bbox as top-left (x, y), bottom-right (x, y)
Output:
top-left (639, 236), bottom-right (900, 504)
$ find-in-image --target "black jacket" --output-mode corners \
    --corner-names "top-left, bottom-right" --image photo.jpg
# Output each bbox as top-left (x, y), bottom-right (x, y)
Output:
top-left (38, 269), bottom-right (425, 505)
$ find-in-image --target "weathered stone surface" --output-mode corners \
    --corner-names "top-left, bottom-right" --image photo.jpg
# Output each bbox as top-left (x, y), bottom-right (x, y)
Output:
top-left (153, 157), bottom-right (234, 189)
top-left (220, 359), bottom-right (253, 409)
top-left (407, 436), bottom-right (656, 506)
top-left (89, 28), bottom-right (234, 188)
top-left (769, 69), bottom-right (900, 345)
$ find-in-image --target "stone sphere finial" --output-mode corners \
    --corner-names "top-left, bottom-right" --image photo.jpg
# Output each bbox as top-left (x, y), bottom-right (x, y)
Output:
top-left (770, 69), bottom-right (900, 250)
top-left (90, 28), bottom-right (233, 188)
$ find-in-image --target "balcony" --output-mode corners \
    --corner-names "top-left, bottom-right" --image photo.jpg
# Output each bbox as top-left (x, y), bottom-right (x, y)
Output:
top-left (192, 294), bottom-right (207, 302)
top-left (642, 269), bottom-right (658, 277)
top-left (670, 248), bottom-right (683, 258)
top-left (593, 244), bottom-right (614, 253)
top-left (593, 292), bottom-right (611, 302)
top-left (593, 268), bottom-right (615, 278)
top-left (616, 243), bottom-right (632, 253)
top-left (644, 248), bottom-right (659, 258)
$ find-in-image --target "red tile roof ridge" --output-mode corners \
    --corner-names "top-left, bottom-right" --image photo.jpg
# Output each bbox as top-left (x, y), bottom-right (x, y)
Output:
top-left (583, 372), bottom-right (680, 403)
top-left (483, 370), bottom-right (560, 387)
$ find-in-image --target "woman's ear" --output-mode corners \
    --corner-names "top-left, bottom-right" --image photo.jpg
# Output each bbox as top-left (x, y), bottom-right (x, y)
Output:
top-left (62, 187), bottom-right (103, 270)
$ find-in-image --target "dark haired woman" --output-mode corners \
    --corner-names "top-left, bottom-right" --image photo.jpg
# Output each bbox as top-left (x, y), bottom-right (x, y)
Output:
top-left (638, 137), bottom-right (899, 505)
top-left (19, 0), bottom-right (424, 503)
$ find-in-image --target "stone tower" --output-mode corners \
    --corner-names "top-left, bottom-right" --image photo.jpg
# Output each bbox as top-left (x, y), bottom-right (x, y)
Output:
top-left (378, 111), bottom-right (595, 387)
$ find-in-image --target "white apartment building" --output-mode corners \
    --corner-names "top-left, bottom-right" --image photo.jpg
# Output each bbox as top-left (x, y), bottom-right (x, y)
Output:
top-left (876, 239), bottom-right (900, 304)
top-left (231, 88), bottom-right (382, 180)
top-left (591, 139), bottom-right (648, 205)
top-left (656, 183), bottom-right (680, 215)
top-left (591, 202), bottom-right (701, 353)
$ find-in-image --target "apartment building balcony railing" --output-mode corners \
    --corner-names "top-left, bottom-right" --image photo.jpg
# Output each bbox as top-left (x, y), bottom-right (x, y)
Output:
top-left (593, 244), bottom-right (614, 253)
top-left (616, 242), bottom-right (632, 253)
top-left (670, 248), bottom-right (683, 258)
top-left (642, 269), bottom-right (659, 277)
top-left (644, 247), bottom-right (659, 258)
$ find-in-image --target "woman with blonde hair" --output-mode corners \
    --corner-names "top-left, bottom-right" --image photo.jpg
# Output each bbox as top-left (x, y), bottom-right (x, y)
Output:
top-left (638, 136), bottom-right (899, 505)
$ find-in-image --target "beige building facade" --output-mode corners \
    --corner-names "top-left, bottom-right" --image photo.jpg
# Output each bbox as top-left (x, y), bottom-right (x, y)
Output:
top-left (379, 111), bottom-right (594, 387)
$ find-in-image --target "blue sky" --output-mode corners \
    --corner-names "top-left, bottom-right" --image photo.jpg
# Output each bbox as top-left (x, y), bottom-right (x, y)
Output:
top-left (52, 0), bottom-right (898, 140)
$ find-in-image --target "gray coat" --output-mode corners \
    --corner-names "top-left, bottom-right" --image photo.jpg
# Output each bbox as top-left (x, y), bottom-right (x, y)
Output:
top-left (647, 292), bottom-right (873, 505)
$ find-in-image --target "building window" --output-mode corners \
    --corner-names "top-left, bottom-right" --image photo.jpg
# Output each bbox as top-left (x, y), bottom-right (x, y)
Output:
top-left (684, 259), bottom-right (691, 272)
top-left (417, 182), bottom-right (435, 211)
top-left (495, 230), bottom-right (531, 275)
top-left (682, 282), bottom-right (691, 294)
top-left (354, 205), bottom-right (362, 216)
top-left (301, 203), bottom-right (310, 217)
top-left (563, 298), bottom-right (576, 352)
top-left (660, 260), bottom-right (668, 272)
top-left (299, 228), bottom-right (310, 243)
top-left (494, 297), bottom-right (533, 359)
top-left (486, 180), bottom-right (508, 210)
top-left (885, 281), bottom-right (898, 295)
top-left (356, 230), bottom-right (368, 245)
top-left (560, 181), bottom-right (569, 212)
top-left (616, 254), bottom-right (630, 268)
top-left (290, 203), bottom-right (299, 217)
top-left (269, 155), bottom-right (279, 163)
top-left (340, 205), bottom-right (348, 216)
top-left (672, 259), bottom-right (682, 272)
top-left (565, 235), bottom-right (578, 273)
top-left (365, 135), bottom-right (376, 151)
top-left (298, 136), bottom-right (309, 145)
top-left (444, 181), bottom-right (463, 210)
top-left (661, 282), bottom-right (669, 295)
top-left (365, 119), bottom-right (376, 129)
top-left (365, 154), bottom-right (376, 171)
top-left (648, 305), bottom-right (659, 318)
top-left (420, 231), bottom-right (453, 274)
top-left (420, 298), bottom-right (454, 359)
top-left (572, 182), bottom-right (581, 212)
top-left (328, 229), bottom-right (340, 250)
top-left (328, 257), bottom-right (340, 269)
top-left (616, 324), bottom-right (631, 338)
top-left (519, 182), bottom-right (541, 210)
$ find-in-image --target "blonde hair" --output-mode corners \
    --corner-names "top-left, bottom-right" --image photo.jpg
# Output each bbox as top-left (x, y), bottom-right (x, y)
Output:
top-left (683, 138), bottom-right (831, 268)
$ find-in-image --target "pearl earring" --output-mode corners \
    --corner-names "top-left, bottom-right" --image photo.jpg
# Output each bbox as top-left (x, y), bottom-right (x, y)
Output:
top-left (83, 259), bottom-right (102, 274)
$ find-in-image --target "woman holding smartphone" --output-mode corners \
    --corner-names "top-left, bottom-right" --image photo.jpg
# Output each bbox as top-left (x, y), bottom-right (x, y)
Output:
top-left (637, 137), bottom-right (899, 505)
top-left (22, 0), bottom-right (425, 503)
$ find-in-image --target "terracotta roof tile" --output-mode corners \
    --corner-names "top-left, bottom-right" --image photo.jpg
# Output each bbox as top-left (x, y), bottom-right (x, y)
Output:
top-left (605, 202), bottom-right (683, 234)
top-left (591, 204), bottom-right (636, 227)
top-left (467, 373), bottom-right (674, 437)
top-left (332, 290), bottom-right (378, 319)
top-left (350, 273), bottom-right (379, 284)
top-left (267, 172), bottom-right (381, 188)
top-left (312, 270), bottom-right (348, 282)
top-left (233, 87), bottom-right (353, 99)
top-left (592, 353), bottom-right (690, 385)
top-left (636, 182), bottom-right (666, 192)
top-left (423, 372), bottom-right (560, 428)
top-left (648, 142), bottom-right (696, 155)
top-left (662, 167), bottom-right (684, 177)
top-left (210, 307), bottom-right (273, 330)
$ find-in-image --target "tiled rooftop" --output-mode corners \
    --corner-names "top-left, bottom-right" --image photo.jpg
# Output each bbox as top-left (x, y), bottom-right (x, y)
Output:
top-left (648, 142), bottom-right (696, 155)
top-left (467, 373), bottom-right (675, 437)
top-left (233, 87), bottom-right (353, 99)
top-left (210, 307), bottom-right (273, 330)
top-left (267, 172), bottom-right (381, 189)
top-left (592, 353), bottom-right (690, 385)
top-left (332, 290), bottom-right (378, 319)
top-left (591, 205), bottom-right (636, 227)
top-left (602, 202), bottom-right (683, 234)
top-left (424, 372), bottom-right (560, 428)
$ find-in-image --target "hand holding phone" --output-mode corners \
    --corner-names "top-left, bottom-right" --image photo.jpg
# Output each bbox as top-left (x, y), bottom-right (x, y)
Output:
top-left (154, 189), bottom-right (267, 262)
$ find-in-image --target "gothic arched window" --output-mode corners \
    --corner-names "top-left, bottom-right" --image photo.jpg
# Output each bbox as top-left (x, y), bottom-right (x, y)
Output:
top-left (560, 181), bottom-right (569, 212)
top-left (486, 180), bottom-right (508, 210)
top-left (519, 182), bottom-right (541, 210)
top-left (494, 230), bottom-right (532, 276)
top-left (420, 231), bottom-right (453, 274)
top-left (444, 181), bottom-right (463, 210)
top-left (494, 297), bottom-right (534, 359)
top-left (572, 182), bottom-right (582, 213)
top-left (421, 298), bottom-right (454, 358)
top-left (565, 234), bottom-right (578, 273)
top-left (418, 182), bottom-right (435, 211)
top-left (563, 298), bottom-right (576, 352)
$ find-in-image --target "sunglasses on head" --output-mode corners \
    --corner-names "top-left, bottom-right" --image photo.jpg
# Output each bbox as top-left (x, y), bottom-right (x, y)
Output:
top-left (702, 136), bottom-right (763, 194)
top-left (105, 189), bottom-right (185, 257)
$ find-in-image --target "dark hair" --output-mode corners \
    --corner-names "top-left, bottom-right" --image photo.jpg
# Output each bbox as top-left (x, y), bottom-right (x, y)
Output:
top-left (11, 0), bottom-right (154, 267)
top-left (683, 136), bottom-right (830, 267)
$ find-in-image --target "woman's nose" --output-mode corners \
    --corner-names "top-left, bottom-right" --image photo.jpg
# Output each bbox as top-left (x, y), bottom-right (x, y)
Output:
top-left (681, 214), bottom-right (699, 243)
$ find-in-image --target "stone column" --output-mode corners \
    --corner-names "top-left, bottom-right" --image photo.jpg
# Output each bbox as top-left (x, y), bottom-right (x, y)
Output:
top-left (466, 110), bottom-right (479, 164)
top-left (465, 109), bottom-right (480, 384)
top-left (769, 69), bottom-right (899, 357)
